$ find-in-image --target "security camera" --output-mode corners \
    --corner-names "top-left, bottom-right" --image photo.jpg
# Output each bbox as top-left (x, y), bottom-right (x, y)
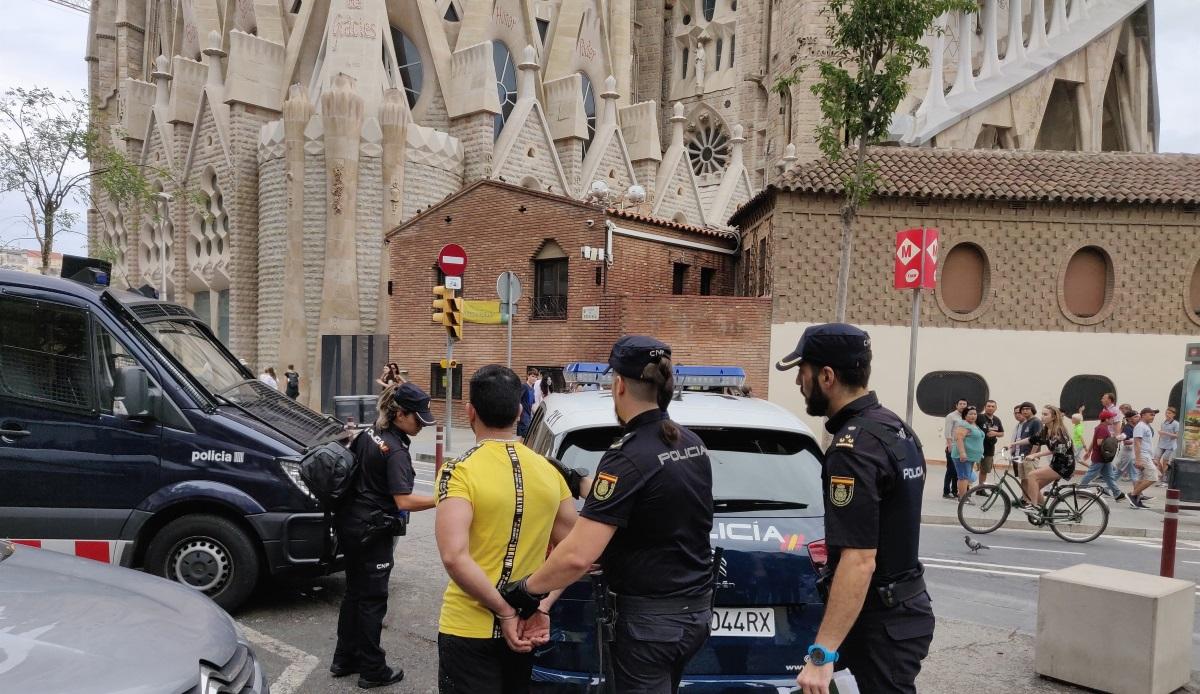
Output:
top-left (585, 219), bottom-right (595, 227)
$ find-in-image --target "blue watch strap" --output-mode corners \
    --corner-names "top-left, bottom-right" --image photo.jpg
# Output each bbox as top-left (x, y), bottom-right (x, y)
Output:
top-left (807, 644), bottom-right (839, 665)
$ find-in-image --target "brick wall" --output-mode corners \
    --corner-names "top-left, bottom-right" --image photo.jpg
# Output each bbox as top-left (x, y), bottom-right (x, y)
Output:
top-left (387, 180), bottom-right (766, 426)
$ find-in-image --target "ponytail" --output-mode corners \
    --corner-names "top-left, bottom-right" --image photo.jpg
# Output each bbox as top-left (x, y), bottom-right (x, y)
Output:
top-left (639, 358), bottom-right (679, 445)
top-left (377, 383), bottom-right (402, 430)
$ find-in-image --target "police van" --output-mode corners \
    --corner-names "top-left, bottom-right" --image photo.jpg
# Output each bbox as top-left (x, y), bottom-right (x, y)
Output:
top-left (0, 267), bottom-right (344, 611)
top-left (524, 363), bottom-right (828, 691)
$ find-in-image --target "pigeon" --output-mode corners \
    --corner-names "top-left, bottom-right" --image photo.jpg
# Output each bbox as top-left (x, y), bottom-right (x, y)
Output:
top-left (964, 535), bottom-right (989, 553)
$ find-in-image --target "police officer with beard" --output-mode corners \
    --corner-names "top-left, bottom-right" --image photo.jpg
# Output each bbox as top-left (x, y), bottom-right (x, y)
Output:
top-left (499, 336), bottom-right (714, 694)
top-left (776, 324), bottom-right (932, 694)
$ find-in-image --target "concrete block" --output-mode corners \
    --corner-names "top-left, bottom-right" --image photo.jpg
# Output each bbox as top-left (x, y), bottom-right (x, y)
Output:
top-left (1035, 563), bottom-right (1193, 694)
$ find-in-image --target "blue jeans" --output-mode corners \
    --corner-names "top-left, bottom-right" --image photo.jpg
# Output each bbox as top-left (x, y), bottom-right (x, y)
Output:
top-left (1117, 447), bottom-right (1139, 481)
top-left (1079, 461), bottom-right (1121, 497)
top-left (953, 459), bottom-right (977, 484)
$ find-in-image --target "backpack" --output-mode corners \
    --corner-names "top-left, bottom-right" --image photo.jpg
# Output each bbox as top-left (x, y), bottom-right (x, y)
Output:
top-left (1100, 434), bottom-right (1119, 463)
top-left (286, 371), bottom-right (299, 390)
top-left (299, 439), bottom-right (360, 510)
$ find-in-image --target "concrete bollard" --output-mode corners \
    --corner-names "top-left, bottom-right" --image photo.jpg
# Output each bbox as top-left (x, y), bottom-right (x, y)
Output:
top-left (1035, 563), bottom-right (1194, 693)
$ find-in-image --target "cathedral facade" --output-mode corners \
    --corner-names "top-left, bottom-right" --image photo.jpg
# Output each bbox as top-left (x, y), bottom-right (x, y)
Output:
top-left (86, 0), bottom-right (1158, 405)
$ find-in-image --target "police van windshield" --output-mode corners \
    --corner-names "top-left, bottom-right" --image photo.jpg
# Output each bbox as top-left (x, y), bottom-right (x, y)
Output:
top-left (556, 427), bottom-right (823, 515)
top-left (144, 320), bottom-right (246, 395)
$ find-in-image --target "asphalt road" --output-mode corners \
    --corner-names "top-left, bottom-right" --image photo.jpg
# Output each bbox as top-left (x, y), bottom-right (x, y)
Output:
top-left (231, 460), bottom-right (1200, 693)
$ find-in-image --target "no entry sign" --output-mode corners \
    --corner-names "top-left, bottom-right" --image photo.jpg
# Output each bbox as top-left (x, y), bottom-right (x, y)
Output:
top-left (437, 244), bottom-right (468, 277)
top-left (893, 228), bottom-right (939, 289)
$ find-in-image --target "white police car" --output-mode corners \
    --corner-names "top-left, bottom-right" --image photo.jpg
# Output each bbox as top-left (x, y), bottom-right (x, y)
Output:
top-left (524, 364), bottom-right (827, 692)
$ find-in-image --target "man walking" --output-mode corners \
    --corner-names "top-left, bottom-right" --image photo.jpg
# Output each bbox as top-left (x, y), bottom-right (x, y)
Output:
top-left (775, 324), bottom-right (932, 694)
top-left (1117, 410), bottom-right (1139, 482)
top-left (1079, 411), bottom-right (1125, 501)
top-left (976, 400), bottom-right (1004, 488)
top-left (1156, 406), bottom-right (1180, 485)
top-left (942, 399), bottom-right (966, 499)
top-left (1011, 402), bottom-right (1041, 481)
top-left (1129, 408), bottom-right (1160, 509)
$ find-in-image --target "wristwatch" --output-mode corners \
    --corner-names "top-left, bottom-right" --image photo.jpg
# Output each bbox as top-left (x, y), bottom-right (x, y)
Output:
top-left (807, 644), bottom-right (839, 666)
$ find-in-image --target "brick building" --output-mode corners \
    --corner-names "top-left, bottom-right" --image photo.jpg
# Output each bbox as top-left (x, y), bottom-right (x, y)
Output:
top-left (730, 147), bottom-right (1200, 449)
top-left (388, 179), bottom-right (770, 425)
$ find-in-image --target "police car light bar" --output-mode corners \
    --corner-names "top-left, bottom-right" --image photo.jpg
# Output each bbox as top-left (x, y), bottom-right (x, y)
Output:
top-left (563, 362), bottom-right (746, 388)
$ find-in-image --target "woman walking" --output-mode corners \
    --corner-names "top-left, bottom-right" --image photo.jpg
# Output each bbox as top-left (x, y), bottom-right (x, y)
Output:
top-left (953, 406), bottom-right (985, 502)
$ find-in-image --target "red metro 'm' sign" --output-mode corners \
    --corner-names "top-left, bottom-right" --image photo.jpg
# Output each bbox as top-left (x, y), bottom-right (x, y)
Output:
top-left (893, 228), bottom-right (939, 290)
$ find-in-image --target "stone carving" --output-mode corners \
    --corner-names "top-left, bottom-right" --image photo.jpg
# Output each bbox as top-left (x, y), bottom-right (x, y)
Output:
top-left (332, 163), bottom-right (346, 214)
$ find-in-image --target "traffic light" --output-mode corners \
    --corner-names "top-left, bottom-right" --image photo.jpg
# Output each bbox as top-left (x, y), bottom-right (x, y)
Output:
top-left (431, 285), bottom-right (464, 340)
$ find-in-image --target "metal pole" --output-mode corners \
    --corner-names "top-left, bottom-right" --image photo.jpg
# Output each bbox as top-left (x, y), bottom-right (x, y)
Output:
top-left (445, 332), bottom-right (454, 454)
top-left (435, 424), bottom-right (445, 476)
top-left (1161, 488), bottom-right (1181, 577)
top-left (904, 226), bottom-right (927, 427)
top-left (506, 274), bottom-right (514, 369)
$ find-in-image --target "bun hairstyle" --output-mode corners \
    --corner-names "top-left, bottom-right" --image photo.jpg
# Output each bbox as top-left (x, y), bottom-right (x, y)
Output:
top-left (635, 356), bottom-right (679, 445)
top-left (377, 383), bottom-right (404, 430)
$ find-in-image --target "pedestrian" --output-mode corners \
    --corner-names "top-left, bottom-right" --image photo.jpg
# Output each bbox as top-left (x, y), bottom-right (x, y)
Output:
top-left (769, 324), bottom-right (932, 694)
top-left (527, 368), bottom-right (544, 411)
top-left (942, 398), bottom-right (967, 499)
top-left (284, 364), bottom-right (300, 399)
top-left (1079, 411), bottom-right (1125, 501)
top-left (259, 366), bottom-right (278, 389)
top-left (1100, 392), bottom-right (1120, 423)
top-left (1014, 405), bottom-right (1075, 511)
top-left (331, 382), bottom-right (437, 688)
top-left (433, 365), bottom-right (582, 694)
top-left (516, 372), bottom-right (535, 438)
top-left (952, 406), bottom-right (983, 501)
top-left (1128, 408), bottom-right (1161, 509)
top-left (1117, 410), bottom-right (1139, 482)
top-left (976, 400), bottom-right (1004, 488)
top-left (1009, 402), bottom-right (1042, 482)
top-left (376, 363), bottom-right (401, 390)
top-left (1155, 406), bottom-right (1180, 485)
top-left (1070, 413), bottom-right (1086, 463)
top-left (501, 336), bottom-right (715, 694)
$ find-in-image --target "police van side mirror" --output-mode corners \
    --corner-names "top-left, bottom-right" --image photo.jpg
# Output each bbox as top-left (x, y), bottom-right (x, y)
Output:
top-left (114, 366), bottom-right (154, 419)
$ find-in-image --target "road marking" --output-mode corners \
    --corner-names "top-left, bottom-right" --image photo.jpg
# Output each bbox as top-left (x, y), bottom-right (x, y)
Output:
top-left (924, 563), bottom-right (1041, 579)
top-left (921, 556), bottom-right (1051, 574)
top-left (237, 621), bottom-right (319, 694)
top-left (984, 545), bottom-right (1086, 556)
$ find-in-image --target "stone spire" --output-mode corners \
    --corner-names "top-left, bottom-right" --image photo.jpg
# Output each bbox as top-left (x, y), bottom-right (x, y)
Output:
top-left (600, 75), bottom-right (619, 126)
top-left (669, 101), bottom-right (686, 149)
top-left (151, 55), bottom-right (172, 111)
top-left (517, 45), bottom-right (539, 103)
top-left (202, 30), bottom-right (226, 89)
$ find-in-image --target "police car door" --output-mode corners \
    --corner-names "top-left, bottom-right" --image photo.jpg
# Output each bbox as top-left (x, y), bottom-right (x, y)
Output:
top-left (0, 294), bottom-right (162, 556)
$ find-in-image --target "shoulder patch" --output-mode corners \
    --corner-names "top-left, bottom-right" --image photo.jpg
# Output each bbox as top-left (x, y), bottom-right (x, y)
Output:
top-left (592, 472), bottom-right (619, 500)
top-left (830, 476), bottom-right (855, 507)
top-left (835, 433), bottom-right (856, 449)
top-left (610, 432), bottom-right (635, 449)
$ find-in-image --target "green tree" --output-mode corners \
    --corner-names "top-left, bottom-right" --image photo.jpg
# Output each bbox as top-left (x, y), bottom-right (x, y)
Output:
top-left (774, 0), bottom-right (971, 322)
top-left (0, 87), bottom-right (153, 275)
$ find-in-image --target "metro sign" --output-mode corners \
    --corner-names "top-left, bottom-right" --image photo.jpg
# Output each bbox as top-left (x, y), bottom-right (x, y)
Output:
top-left (893, 228), bottom-right (939, 290)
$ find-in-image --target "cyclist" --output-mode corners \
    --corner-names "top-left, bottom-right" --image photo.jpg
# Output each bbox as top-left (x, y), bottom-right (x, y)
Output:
top-left (1010, 405), bottom-right (1076, 511)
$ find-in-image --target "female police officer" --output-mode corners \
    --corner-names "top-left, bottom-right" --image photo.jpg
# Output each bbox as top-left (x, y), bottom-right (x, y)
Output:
top-left (500, 336), bottom-right (714, 694)
top-left (776, 323), bottom-right (933, 694)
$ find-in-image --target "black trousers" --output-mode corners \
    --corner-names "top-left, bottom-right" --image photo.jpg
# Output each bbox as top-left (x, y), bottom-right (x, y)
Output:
top-left (437, 633), bottom-right (531, 694)
top-left (943, 447), bottom-right (958, 494)
top-left (333, 528), bottom-right (394, 678)
top-left (610, 610), bottom-right (710, 694)
top-left (838, 591), bottom-right (935, 694)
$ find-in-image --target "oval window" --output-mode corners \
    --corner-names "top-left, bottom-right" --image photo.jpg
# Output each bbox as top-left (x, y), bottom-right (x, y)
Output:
top-left (940, 242), bottom-right (987, 315)
top-left (1059, 375), bottom-right (1116, 420)
top-left (1189, 260), bottom-right (1200, 318)
top-left (1063, 246), bottom-right (1111, 318)
top-left (916, 371), bottom-right (989, 417)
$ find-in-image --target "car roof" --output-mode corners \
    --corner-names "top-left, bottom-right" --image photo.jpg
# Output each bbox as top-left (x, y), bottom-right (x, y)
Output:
top-left (0, 268), bottom-right (200, 320)
top-left (540, 390), bottom-right (815, 438)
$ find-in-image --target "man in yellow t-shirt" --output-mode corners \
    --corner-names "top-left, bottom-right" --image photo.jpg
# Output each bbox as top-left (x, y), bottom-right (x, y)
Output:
top-left (435, 365), bottom-right (580, 694)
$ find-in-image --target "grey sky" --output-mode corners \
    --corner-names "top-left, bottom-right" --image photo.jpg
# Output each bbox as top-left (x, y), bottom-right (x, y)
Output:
top-left (1, 0), bottom-right (1197, 256)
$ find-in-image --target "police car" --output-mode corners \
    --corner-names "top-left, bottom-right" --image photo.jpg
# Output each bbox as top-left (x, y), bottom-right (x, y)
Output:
top-left (524, 364), bottom-right (827, 691)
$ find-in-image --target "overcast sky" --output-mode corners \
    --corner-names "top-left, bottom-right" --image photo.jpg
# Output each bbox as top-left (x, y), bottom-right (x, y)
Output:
top-left (1, 0), bottom-right (1197, 256)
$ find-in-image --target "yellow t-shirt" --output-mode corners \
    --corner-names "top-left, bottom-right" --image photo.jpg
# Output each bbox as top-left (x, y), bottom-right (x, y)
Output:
top-left (436, 440), bottom-right (571, 638)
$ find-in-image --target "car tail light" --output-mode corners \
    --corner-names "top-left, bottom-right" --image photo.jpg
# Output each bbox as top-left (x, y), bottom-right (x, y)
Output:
top-left (806, 539), bottom-right (827, 570)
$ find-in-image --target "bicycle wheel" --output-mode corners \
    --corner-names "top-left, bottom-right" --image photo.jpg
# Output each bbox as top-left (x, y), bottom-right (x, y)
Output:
top-left (958, 484), bottom-right (1010, 534)
top-left (1048, 488), bottom-right (1109, 543)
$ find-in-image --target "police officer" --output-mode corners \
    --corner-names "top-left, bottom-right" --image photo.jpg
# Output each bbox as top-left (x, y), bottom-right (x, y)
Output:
top-left (500, 336), bottom-right (714, 694)
top-left (331, 382), bottom-right (437, 689)
top-left (775, 323), bottom-right (933, 694)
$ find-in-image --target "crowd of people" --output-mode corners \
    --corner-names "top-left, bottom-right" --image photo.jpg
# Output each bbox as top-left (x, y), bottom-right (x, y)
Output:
top-left (941, 393), bottom-right (1180, 511)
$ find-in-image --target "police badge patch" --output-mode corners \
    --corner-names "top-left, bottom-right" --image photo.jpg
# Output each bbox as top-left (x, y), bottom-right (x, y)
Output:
top-left (592, 472), bottom-right (619, 500)
top-left (830, 476), bottom-right (855, 507)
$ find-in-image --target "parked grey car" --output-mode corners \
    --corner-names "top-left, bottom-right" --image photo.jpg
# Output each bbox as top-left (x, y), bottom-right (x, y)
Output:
top-left (0, 539), bottom-right (268, 693)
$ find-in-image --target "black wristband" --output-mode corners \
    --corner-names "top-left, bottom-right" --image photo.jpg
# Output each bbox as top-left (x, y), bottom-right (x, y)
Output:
top-left (499, 576), bottom-right (548, 619)
top-left (546, 457), bottom-right (588, 499)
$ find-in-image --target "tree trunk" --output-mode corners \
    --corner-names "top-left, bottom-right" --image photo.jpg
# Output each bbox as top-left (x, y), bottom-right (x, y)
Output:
top-left (833, 139), bottom-right (870, 323)
top-left (40, 211), bottom-right (54, 275)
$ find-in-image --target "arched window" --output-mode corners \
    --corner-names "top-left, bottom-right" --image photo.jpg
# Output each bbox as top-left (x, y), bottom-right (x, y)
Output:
top-left (681, 47), bottom-right (690, 79)
top-left (703, 0), bottom-right (716, 21)
top-left (715, 38), bottom-right (723, 71)
top-left (493, 42), bottom-right (518, 140)
top-left (686, 118), bottom-right (730, 175)
top-left (1060, 375), bottom-right (1117, 420)
top-left (580, 73), bottom-right (596, 156)
top-left (1170, 380), bottom-right (1183, 414)
top-left (1062, 246), bottom-right (1111, 319)
top-left (940, 242), bottom-right (988, 316)
top-left (390, 28), bottom-right (423, 109)
top-left (916, 371), bottom-right (989, 417)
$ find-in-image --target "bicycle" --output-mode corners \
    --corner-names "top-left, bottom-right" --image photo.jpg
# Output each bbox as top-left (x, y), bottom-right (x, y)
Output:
top-left (957, 449), bottom-right (1109, 543)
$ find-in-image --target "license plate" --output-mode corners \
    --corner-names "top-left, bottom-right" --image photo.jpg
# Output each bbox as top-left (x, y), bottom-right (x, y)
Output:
top-left (710, 607), bottom-right (776, 637)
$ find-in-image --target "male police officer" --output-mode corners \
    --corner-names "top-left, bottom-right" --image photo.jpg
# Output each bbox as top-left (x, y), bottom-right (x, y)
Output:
top-left (776, 323), bottom-right (932, 694)
top-left (500, 336), bottom-right (714, 694)
top-left (332, 382), bottom-right (437, 689)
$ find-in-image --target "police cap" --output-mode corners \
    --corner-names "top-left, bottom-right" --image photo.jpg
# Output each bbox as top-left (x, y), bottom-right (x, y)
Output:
top-left (393, 382), bottom-right (436, 425)
top-left (775, 323), bottom-right (872, 371)
top-left (608, 335), bottom-right (672, 379)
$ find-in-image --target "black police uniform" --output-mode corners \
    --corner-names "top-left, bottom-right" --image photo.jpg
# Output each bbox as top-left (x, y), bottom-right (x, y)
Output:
top-left (579, 339), bottom-right (715, 694)
top-left (331, 425), bottom-right (416, 681)
top-left (821, 392), bottom-right (933, 693)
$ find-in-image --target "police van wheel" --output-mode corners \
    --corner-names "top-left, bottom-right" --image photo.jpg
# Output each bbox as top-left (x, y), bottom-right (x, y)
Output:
top-left (145, 514), bottom-right (260, 612)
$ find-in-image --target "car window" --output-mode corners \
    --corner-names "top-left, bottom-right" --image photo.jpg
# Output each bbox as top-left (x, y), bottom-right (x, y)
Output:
top-left (524, 406), bottom-right (553, 453)
top-left (0, 295), bottom-right (93, 410)
top-left (94, 324), bottom-right (156, 415)
top-left (556, 426), bottom-right (823, 511)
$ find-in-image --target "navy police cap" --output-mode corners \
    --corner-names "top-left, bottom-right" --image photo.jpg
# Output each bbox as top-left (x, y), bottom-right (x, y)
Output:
top-left (608, 335), bottom-right (672, 379)
top-left (393, 381), bottom-right (436, 425)
top-left (775, 323), bottom-right (872, 371)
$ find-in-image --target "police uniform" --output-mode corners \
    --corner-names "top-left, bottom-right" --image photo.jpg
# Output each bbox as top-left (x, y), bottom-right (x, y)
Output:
top-left (776, 324), bottom-right (933, 694)
top-left (580, 337), bottom-right (715, 694)
top-left (332, 383), bottom-right (435, 687)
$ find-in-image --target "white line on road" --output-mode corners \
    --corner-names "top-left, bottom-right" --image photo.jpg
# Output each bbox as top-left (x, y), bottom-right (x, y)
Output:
top-left (921, 556), bottom-right (1051, 573)
top-left (924, 563), bottom-right (1041, 579)
top-left (237, 621), bottom-right (319, 694)
top-left (984, 545), bottom-right (1086, 556)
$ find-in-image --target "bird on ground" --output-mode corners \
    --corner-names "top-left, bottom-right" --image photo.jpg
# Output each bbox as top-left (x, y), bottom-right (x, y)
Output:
top-left (964, 535), bottom-right (989, 553)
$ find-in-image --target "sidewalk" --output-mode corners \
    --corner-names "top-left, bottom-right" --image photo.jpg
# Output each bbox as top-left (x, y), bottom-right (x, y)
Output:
top-left (408, 424), bottom-right (478, 464)
top-left (921, 459), bottom-right (1200, 540)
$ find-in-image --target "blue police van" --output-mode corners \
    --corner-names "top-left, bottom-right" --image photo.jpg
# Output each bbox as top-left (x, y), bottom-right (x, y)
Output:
top-left (522, 364), bottom-right (828, 691)
top-left (0, 266), bottom-right (344, 611)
